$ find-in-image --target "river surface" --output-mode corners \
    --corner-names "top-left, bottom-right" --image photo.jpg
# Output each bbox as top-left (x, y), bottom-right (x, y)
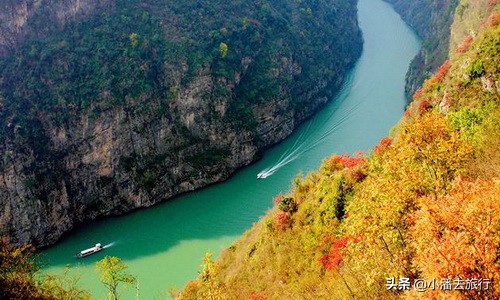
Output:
top-left (41, 0), bottom-right (421, 298)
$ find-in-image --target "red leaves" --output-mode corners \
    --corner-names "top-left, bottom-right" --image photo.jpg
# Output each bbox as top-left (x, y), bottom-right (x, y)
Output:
top-left (324, 153), bottom-right (367, 174)
top-left (435, 60), bottom-right (451, 82)
top-left (249, 292), bottom-right (267, 300)
top-left (273, 211), bottom-right (291, 231)
top-left (456, 36), bottom-right (473, 53)
top-left (374, 137), bottom-right (392, 155)
top-left (319, 236), bottom-right (350, 271)
top-left (418, 99), bottom-right (432, 113)
top-left (335, 153), bottom-right (367, 168)
top-left (422, 60), bottom-right (451, 91)
top-left (324, 153), bottom-right (368, 183)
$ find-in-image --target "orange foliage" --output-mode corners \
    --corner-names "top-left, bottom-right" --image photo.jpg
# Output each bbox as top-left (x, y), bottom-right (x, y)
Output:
top-left (319, 236), bottom-right (350, 271)
top-left (374, 137), bottom-right (392, 155)
top-left (404, 109), bottom-right (412, 119)
top-left (335, 153), bottom-right (367, 168)
top-left (435, 60), bottom-right (451, 81)
top-left (487, 12), bottom-right (500, 27)
top-left (418, 99), bottom-right (432, 113)
top-left (422, 60), bottom-right (451, 91)
top-left (273, 211), bottom-right (291, 231)
top-left (249, 292), bottom-right (267, 300)
top-left (456, 36), bottom-right (473, 53)
top-left (413, 89), bottom-right (423, 100)
top-left (410, 177), bottom-right (500, 299)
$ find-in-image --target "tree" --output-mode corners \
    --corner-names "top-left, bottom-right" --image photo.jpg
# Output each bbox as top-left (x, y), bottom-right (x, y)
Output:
top-left (96, 256), bottom-right (136, 300)
top-left (219, 42), bottom-right (228, 58)
top-left (0, 242), bottom-right (89, 299)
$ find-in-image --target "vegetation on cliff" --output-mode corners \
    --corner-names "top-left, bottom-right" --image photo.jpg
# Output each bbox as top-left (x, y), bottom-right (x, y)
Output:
top-left (0, 241), bottom-right (90, 299)
top-left (177, 3), bottom-right (500, 299)
top-left (0, 0), bottom-right (362, 247)
top-left (383, 0), bottom-right (459, 98)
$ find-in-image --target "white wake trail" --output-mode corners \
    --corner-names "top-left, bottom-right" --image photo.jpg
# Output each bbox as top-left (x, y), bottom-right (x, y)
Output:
top-left (257, 93), bottom-right (361, 179)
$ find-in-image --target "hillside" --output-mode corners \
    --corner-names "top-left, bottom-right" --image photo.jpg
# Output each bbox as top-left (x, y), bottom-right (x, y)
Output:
top-left (384, 0), bottom-right (459, 98)
top-left (177, 2), bottom-right (500, 299)
top-left (0, 0), bottom-right (362, 247)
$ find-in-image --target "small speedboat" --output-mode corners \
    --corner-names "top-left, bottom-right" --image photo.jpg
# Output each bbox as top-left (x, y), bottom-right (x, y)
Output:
top-left (257, 172), bottom-right (269, 179)
top-left (77, 243), bottom-right (103, 258)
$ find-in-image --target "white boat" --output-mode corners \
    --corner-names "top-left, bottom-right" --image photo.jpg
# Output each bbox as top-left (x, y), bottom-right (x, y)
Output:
top-left (77, 243), bottom-right (103, 258)
top-left (257, 171), bottom-right (269, 179)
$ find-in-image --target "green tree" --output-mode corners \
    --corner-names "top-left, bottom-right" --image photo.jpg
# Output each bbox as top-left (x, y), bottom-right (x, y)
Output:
top-left (219, 42), bottom-right (228, 58)
top-left (129, 33), bottom-right (139, 48)
top-left (96, 256), bottom-right (136, 300)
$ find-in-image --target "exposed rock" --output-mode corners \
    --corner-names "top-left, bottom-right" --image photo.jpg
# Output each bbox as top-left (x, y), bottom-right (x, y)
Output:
top-left (0, 0), bottom-right (362, 247)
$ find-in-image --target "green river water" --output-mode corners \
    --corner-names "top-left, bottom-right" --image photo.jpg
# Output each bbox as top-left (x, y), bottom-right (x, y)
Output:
top-left (41, 0), bottom-right (421, 298)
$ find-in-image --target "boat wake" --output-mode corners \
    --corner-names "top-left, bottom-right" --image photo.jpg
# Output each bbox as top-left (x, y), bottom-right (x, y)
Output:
top-left (257, 92), bottom-right (361, 179)
top-left (103, 242), bottom-right (116, 249)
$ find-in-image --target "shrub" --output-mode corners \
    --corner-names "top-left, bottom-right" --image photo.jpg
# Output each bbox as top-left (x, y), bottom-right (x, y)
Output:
top-left (374, 137), bottom-right (392, 155)
top-left (278, 196), bottom-right (297, 213)
top-left (418, 99), bottom-right (432, 113)
top-left (487, 12), bottom-right (500, 27)
top-left (273, 212), bottom-right (291, 231)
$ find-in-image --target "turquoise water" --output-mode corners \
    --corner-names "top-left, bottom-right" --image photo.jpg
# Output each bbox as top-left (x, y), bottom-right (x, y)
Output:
top-left (41, 0), bottom-right (421, 298)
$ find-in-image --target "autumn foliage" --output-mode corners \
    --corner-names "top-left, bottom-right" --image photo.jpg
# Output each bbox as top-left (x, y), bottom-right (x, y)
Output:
top-left (487, 12), bottom-right (500, 26)
top-left (410, 177), bottom-right (500, 299)
top-left (273, 211), bottom-right (291, 231)
top-left (319, 236), bottom-right (350, 271)
top-left (418, 99), bottom-right (431, 113)
top-left (249, 292), bottom-right (267, 300)
top-left (422, 60), bottom-right (451, 91)
top-left (178, 6), bottom-right (500, 300)
top-left (374, 137), bottom-right (392, 155)
top-left (456, 36), bottom-right (473, 53)
top-left (0, 243), bottom-right (89, 300)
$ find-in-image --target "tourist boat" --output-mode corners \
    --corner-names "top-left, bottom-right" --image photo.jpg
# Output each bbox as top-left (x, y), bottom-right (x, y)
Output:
top-left (77, 243), bottom-right (103, 258)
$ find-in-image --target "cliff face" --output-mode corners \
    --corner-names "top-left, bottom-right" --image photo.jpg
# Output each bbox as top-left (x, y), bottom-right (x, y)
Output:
top-left (0, 0), bottom-right (362, 247)
top-left (384, 0), bottom-right (459, 98)
top-left (0, 0), bottom-right (114, 56)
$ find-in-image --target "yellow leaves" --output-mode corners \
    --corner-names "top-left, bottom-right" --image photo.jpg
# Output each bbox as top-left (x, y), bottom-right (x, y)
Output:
top-left (339, 111), bottom-right (476, 295)
top-left (129, 33), bottom-right (139, 48)
top-left (96, 256), bottom-right (135, 300)
top-left (219, 42), bottom-right (228, 58)
top-left (390, 112), bottom-right (474, 195)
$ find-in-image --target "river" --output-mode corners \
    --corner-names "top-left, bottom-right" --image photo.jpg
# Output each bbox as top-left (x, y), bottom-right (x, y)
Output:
top-left (41, 0), bottom-right (421, 298)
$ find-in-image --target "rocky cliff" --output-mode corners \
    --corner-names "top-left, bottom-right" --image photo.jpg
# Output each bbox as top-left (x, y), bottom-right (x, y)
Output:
top-left (384, 0), bottom-right (459, 98)
top-left (0, 0), bottom-right (362, 247)
top-left (0, 0), bottom-right (114, 56)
